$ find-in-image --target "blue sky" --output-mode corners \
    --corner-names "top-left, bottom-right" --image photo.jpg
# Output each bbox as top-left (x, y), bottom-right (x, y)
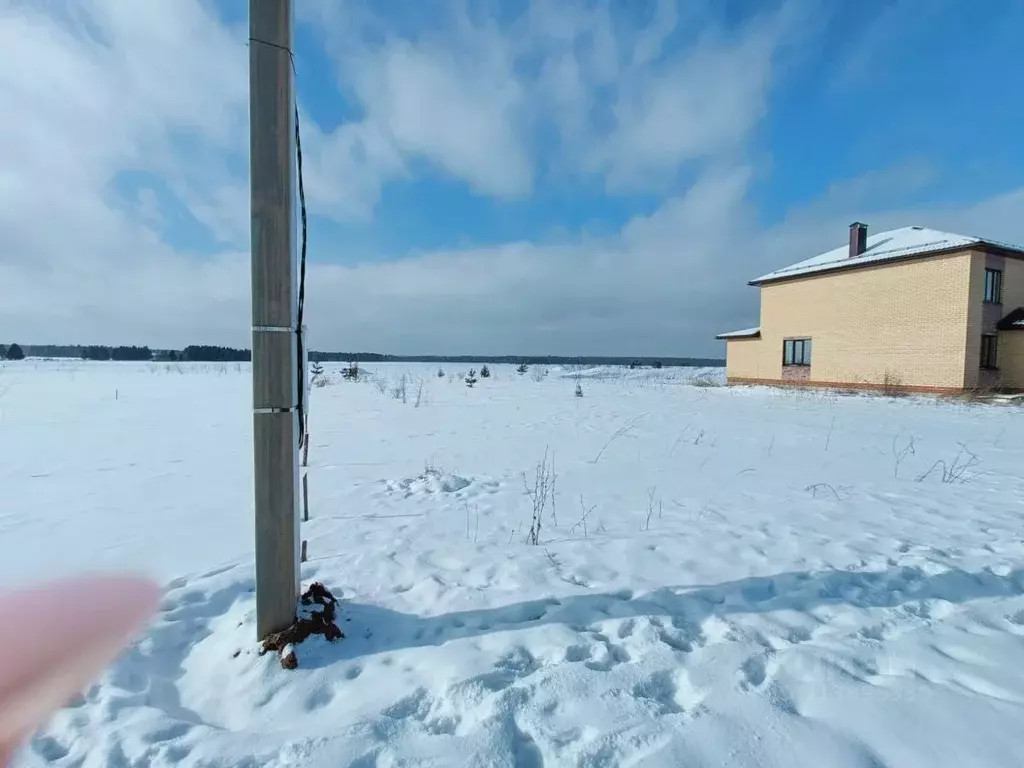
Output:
top-left (295, 0), bottom-right (1024, 262)
top-left (2, 0), bottom-right (1024, 356)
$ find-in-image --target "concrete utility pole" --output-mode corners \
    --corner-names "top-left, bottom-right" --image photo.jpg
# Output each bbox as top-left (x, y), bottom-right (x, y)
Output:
top-left (249, 0), bottom-right (300, 640)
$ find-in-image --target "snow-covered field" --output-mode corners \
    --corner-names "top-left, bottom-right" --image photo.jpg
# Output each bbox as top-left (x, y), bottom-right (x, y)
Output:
top-left (4, 360), bottom-right (1024, 767)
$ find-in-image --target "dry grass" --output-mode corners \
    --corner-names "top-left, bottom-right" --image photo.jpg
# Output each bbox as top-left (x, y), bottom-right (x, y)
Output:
top-left (880, 371), bottom-right (909, 398)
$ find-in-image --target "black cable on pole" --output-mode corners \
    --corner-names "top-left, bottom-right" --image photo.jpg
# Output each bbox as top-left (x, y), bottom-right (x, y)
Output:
top-left (249, 33), bottom-right (306, 447)
top-left (294, 103), bottom-right (308, 447)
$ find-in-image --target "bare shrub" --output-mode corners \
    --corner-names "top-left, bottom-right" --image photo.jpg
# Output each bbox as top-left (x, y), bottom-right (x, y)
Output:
top-left (313, 375), bottom-right (332, 388)
top-left (590, 415), bottom-right (644, 463)
top-left (571, 495), bottom-right (596, 538)
top-left (880, 371), bottom-right (908, 398)
top-left (465, 499), bottom-right (480, 542)
top-left (523, 448), bottom-right (555, 545)
top-left (391, 374), bottom-right (408, 403)
top-left (414, 379), bottom-right (425, 407)
top-left (531, 366), bottom-right (548, 382)
top-left (643, 486), bottom-right (661, 531)
top-left (945, 386), bottom-right (999, 406)
top-left (891, 433), bottom-right (917, 479)
top-left (916, 443), bottom-right (981, 484)
top-left (669, 426), bottom-right (691, 458)
top-left (691, 369), bottom-right (720, 388)
top-left (372, 375), bottom-right (387, 395)
top-left (804, 483), bottom-right (845, 501)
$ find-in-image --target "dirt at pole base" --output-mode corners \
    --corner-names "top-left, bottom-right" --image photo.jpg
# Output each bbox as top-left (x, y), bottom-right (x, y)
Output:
top-left (258, 582), bottom-right (344, 669)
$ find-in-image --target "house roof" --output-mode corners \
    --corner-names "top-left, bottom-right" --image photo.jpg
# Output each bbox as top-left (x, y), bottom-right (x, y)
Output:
top-left (715, 327), bottom-right (760, 340)
top-left (998, 307), bottom-right (1024, 331)
top-left (750, 226), bottom-right (1024, 286)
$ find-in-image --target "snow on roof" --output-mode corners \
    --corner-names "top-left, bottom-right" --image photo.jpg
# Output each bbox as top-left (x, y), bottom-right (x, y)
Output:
top-left (997, 307), bottom-right (1024, 331)
top-left (750, 226), bottom-right (1024, 285)
top-left (716, 327), bottom-right (760, 340)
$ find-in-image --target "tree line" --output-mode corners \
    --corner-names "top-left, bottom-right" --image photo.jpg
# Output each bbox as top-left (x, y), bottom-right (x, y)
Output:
top-left (81, 345), bottom-right (153, 361)
top-left (178, 345), bottom-right (251, 362)
top-left (4, 344), bottom-right (252, 362)
top-left (309, 352), bottom-right (724, 367)
top-left (0, 343), bottom-right (24, 360)
top-left (6, 344), bottom-right (724, 368)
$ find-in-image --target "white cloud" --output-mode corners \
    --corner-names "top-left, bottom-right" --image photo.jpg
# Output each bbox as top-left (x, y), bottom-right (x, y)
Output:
top-left (1, 0), bottom-right (1022, 358)
top-left (305, 0), bottom-right (801, 200)
top-left (0, 0), bottom-right (250, 341)
top-left (299, 168), bottom-right (1024, 357)
top-left (301, 118), bottom-right (406, 222)
top-left (354, 40), bottom-right (532, 197)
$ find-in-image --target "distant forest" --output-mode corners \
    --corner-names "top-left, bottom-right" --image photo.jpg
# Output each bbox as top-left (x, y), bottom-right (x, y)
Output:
top-left (16, 344), bottom-right (723, 367)
top-left (307, 352), bottom-right (724, 367)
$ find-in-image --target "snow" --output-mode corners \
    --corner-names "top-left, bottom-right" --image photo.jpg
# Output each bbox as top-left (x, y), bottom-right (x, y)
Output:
top-left (715, 327), bottom-right (760, 339)
top-left (4, 359), bottom-right (1024, 767)
top-left (750, 226), bottom-right (1016, 284)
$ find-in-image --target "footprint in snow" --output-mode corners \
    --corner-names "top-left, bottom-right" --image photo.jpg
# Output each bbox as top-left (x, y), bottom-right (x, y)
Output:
top-left (345, 664), bottom-right (363, 680)
top-left (632, 669), bottom-right (707, 717)
top-left (564, 644), bottom-right (590, 663)
top-left (739, 652), bottom-right (777, 690)
top-left (31, 736), bottom-right (70, 762)
top-left (303, 686), bottom-right (335, 712)
top-left (584, 633), bottom-right (632, 672)
top-left (141, 721), bottom-right (193, 744)
top-left (631, 670), bottom-right (683, 715)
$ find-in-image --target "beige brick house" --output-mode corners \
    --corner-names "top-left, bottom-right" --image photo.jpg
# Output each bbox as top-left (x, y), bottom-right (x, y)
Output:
top-left (717, 223), bottom-right (1024, 393)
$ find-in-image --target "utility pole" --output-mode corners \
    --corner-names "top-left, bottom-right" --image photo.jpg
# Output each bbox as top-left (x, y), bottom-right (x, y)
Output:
top-left (249, 0), bottom-right (300, 640)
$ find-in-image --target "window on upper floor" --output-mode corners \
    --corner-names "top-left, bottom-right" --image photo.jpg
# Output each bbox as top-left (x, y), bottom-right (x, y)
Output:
top-left (783, 338), bottom-right (812, 367)
top-left (984, 268), bottom-right (1003, 304)
top-left (980, 334), bottom-right (998, 370)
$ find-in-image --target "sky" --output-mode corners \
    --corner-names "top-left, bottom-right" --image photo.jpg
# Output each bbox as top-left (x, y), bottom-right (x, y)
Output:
top-left (2, 0), bottom-right (1024, 358)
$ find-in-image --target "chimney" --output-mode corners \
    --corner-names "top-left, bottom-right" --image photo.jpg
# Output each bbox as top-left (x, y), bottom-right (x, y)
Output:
top-left (849, 222), bottom-right (867, 258)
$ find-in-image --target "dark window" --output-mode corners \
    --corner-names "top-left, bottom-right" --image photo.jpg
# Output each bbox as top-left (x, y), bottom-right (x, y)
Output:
top-left (984, 268), bottom-right (1003, 303)
top-left (783, 338), bottom-right (812, 366)
top-left (980, 335), bottom-right (998, 369)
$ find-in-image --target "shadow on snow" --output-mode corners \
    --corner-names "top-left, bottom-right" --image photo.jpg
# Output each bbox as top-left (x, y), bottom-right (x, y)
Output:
top-left (296, 564), bottom-right (1024, 669)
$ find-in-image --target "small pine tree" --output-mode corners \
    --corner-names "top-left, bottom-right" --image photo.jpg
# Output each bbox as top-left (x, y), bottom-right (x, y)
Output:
top-left (437, 367), bottom-right (445, 378)
top-left (465, 369), bottom-right (478, 388)
top-left (653, 360), bottom-right (663, 369)
top-left (479, 365), bottom-right (490, 378)
top-left (575, 382), bottom-right (584, 398)
top-left (6, 343), bottom-right (25, 361)
top-left (516, 362), bottom-right (529, 375)
top-left (342, 361), bottom-right (360, 380)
